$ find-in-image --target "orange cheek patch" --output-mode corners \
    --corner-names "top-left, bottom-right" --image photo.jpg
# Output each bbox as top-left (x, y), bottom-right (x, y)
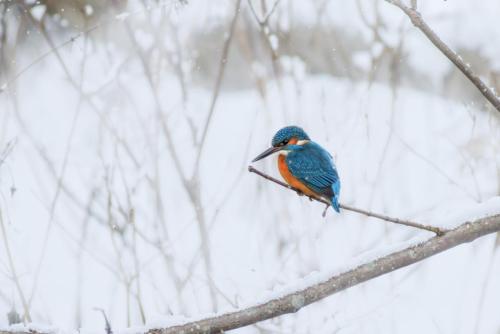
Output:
top-left (288, 137), bottom-right (298, 145)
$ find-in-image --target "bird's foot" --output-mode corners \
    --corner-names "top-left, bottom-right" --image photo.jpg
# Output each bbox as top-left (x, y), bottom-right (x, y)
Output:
top-left (322, 204), bottom-right (330, 218)
top-left (296, 190), bottom-right (304, 196)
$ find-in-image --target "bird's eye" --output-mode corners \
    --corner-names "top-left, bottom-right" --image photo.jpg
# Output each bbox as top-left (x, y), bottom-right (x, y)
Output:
top-left (282, 140), bottom-right (289, 146)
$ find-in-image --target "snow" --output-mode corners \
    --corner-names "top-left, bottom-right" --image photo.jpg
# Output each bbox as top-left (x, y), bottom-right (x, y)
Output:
top-left (0, 1), bottom-right (499, 334)
top-left (115, 12), bottom-right (131, 21)
top-left (436, 197), bottom-right (500, 228)
top-left (0, 324), bottom-right (60, 334)
top-left (268, 35), bottom-right (279, 51)
top-left (30, 6), bottom-right (46, 22)
top-left (1, 69), bottom-right (499, 332)
top-left (84, 5), bottom-right (94, 17)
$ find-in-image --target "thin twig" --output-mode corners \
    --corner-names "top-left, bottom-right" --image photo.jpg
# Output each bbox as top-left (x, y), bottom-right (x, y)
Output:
top-left (246, 0), bottom-right (281, 73)
top-left (0, 209), bottom-right (32, 322)
top-left (94, 308), bottom-right (113, 334)
top-left (119, 5), bottom-right (223, 311)
top-left (247, 0), bottom-right (281, 26)
top-left (385, 0), bottom-right (500, 113)
top-left (0, 139), bottom-right (16, 167)
top-left (248, 165), bottom-right (447, 236)
top-left (194, 0), bottom-right (243, 171)
top-left (27, 26), bottom-right (87, 309)
top-left (0, 1), bottom-right (176, 93)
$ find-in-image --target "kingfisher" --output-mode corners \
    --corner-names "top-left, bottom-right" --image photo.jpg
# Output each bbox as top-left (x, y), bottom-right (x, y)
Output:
top-left (252, 126), bottom-right (341, 214)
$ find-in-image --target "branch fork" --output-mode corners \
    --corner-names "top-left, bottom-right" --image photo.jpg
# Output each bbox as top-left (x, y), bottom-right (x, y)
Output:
top-left (248, 165), bottom-right (447, 236)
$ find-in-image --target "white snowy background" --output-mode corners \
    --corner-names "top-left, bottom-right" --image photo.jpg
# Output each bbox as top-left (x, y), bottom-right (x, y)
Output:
top-left (0, 0), bottom-right (499, 333)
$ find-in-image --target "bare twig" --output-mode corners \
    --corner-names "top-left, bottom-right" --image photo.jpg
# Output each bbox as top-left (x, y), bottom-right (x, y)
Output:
top-left (0, 1), bottom-right (176, 94)
top-left (385, 0), bottom-right (500, 113)
top-left (393, 130), bottom-right (478, 201)
top-left (143, 213), bottom-right (500, 334)
top-left (27, 28), bottom-right (88, 310)
top-left (94, 308), bottom-right (113, 334)
top-left (0, 209), bottom-right (32, 322)
top-left (246, 0), bottom-right (282, 77)
top-left (247, 0), bottom-right (281, 26)
top-left (194, 0), bottom-right (243, 170)
top-left (248, 165), bottom-right (447, 235)
top-left (0, 139), bottom-right (16, 167)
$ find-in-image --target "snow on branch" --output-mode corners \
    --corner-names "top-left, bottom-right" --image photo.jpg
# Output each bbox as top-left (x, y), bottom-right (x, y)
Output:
top-left (1, 211), bottom-right (499, 334)
top-left (385, 0), bottom-right (500, 113)
top-left (144, 213), bottom-right (500, 334)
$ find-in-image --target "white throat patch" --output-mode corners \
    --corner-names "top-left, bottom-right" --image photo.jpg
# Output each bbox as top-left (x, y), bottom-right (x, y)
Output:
top-left (297, 140), bottom-right (309, 145)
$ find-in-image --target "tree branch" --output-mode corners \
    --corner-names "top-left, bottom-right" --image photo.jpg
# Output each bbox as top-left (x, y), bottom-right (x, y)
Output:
top-left (385, 0), bottom-right (500, 113)
top-left (2, 208), bottom-right (498, 334)
top-left (143, 213), bottom-right (500, 334)
top-left (248, 165), bottom-right (447, 236)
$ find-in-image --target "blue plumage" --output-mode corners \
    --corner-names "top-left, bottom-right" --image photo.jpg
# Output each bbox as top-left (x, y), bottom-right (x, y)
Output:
top-left (252, 126), bottom-right (341, 214)
top-left (286, 142), bottom-right (341, 212)
top-left (272, 126), bottom-right (310, 147)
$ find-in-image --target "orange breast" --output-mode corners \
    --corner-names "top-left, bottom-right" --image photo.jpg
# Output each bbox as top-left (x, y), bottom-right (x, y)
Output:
top-left (278, 155), bottom-right (316, 197)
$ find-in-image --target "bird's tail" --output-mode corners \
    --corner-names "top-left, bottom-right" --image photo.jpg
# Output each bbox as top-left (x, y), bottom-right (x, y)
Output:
top-left (330, 181), bottom-right (341, 213)
top-left (330, 195), bottom-right (340, 213)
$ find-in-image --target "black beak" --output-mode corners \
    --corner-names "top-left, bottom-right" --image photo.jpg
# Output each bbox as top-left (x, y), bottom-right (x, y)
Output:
top-left (252, 146), bottom-right (282, 162)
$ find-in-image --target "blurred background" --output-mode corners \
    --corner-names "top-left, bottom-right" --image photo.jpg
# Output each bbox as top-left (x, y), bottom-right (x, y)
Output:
top-left (0, 0), bottom-right (499, 333)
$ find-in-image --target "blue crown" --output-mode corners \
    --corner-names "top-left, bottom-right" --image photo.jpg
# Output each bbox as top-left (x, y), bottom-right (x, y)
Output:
top-left (271, 126), bottom-right (310, 146)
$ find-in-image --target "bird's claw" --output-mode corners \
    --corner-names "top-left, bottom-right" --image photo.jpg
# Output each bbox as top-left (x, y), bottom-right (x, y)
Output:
top-left (322, 204), bottom-right (329, 217)
top-left (296, 190), bottom-right (304, 196)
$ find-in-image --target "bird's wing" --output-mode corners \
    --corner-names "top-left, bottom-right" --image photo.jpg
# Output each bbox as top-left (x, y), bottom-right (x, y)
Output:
top-left (286, 142), bottom-right (340, 196)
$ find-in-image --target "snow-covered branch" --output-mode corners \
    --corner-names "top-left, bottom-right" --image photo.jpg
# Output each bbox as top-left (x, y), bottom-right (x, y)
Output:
top-left (5, 214), bottom-right (498, 334)
top-left (4, 171), bottom-right (496, 334)
top-left (144, 213), bottom-right (500, 334)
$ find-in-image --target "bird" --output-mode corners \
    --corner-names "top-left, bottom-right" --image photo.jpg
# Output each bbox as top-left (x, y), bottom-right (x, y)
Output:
top-left (252, 126), bottom-right (341, 215)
